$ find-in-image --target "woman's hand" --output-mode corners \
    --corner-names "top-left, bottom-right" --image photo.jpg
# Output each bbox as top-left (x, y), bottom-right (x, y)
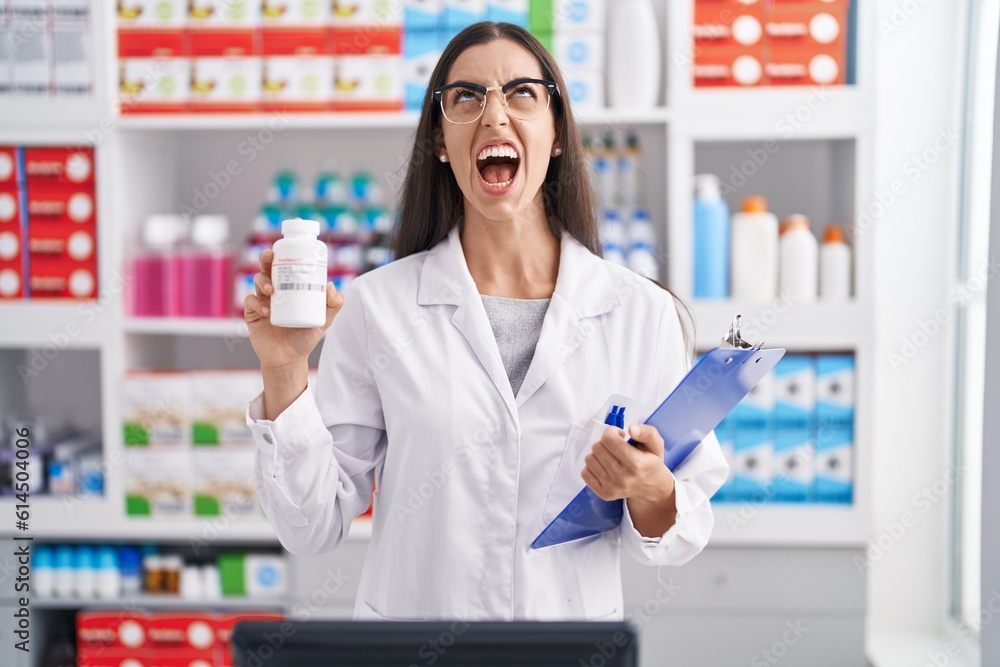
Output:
top-left (582, 424), bottom-right (678, 538)
top-left (243, 249), bottom-right (345, 371)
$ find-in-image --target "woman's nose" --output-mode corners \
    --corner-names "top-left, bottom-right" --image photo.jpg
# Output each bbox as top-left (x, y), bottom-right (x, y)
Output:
top-left (480, 89), bottom-right (509, 128)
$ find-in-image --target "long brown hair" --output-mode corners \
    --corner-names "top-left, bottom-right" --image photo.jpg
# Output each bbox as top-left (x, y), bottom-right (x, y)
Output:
top-left (392, 22), bottom-right (600, 259)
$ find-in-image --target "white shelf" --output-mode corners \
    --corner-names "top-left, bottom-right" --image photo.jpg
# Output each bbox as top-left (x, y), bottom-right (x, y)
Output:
top-left (674, 87), bottom-right (875, 141)
top-left (710, 505), bottom-right (867, 548)
top-left (0, 302), bottom-right (113, 348)
top-left (30, 595), bottom-right (288, 611)
top-left (124, 317), bottom-right (250, 338)
top-left (690, 300), bottom-right (873, 351)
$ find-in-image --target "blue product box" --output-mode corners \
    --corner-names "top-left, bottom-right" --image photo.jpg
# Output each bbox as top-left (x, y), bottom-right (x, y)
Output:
top-left (443, 0), bottom-right (487, 30)
top-left (489, 0), bottom-right (528, 26)
top-left (554, 0), bottom-right (605, 31)
top-left (773, 354), bottom-right (816, 433)
top-left (732, 368), bottom-right (775, 433)
top-left (773, 431), bottom-right (813, 504)
top-left (814, 427), bottom-right (853, 505)
top-left (403, 29), bottom-right (441, 110)
top-left (733, 428), bottom-right (773, 504)
top-left (404, 0), bottom-right (443, 30)
top-left (816, 354), bottom-right (855, 436)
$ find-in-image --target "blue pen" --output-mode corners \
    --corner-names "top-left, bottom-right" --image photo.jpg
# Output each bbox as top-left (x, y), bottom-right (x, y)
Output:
top-left (605, 406), bottom-right (619, 427)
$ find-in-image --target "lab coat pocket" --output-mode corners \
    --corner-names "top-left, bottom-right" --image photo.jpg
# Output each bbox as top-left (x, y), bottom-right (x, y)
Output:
top-left (541, 424), bottom-right (595, 524)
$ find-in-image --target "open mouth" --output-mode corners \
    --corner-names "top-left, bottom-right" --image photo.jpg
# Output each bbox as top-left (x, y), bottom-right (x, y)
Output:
top-left (476, 144), bottom-right (521, 191)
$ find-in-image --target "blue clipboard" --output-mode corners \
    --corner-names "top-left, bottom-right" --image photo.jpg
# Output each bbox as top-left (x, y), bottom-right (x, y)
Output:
top-left (531, 322), bottom-right (785, 549)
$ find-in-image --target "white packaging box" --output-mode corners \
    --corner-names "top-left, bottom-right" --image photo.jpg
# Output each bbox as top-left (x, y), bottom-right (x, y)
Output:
top-left (402, 28), bottom-right (439, 111)
top-left (10, 0), bottom-right (49, 97)
top-left (52, 1), bottom-right (91, 97)
top-left (123, 372), bottom-right (190, 446)
top-left (0, 1), bottom-right (11, 97)
top-left (555, 0), bottom-right (606, 31)
top-left (192, 447), bottom-right (259, 518)
top-left (552, 30), bottom-right (604, 72)
top-left (262, 55), bottom-right (335, 106)
top-left (120, 57), bottom-right (190, 108)
top-left (187, 0), bottom-right (262, 27)
top-left (124, 446), bottom-right (192, 517)
top-left (116, 0), bottom-right (186, 27)
top-left (190, 370), bottom-right (264, 445)
top-left (333, 55), bottom-right (403, 108)
top-left (189, 57), bottom-right (262, 107)
top-left (773, 432), bottom-right (813, 503)
top-left (561, 67), bottom-right (604, 110)
top-left (733, 429), bottom-right (774, 503)
top-left (246, 554), bottom-right (289, 597)
top-left (404, 0), bottom-right (443, 30)
top-left (331, 0), bottom-right (404, 27)
top-left (814, 429), bottom-right (852, 504)
top-left (263, 0), bottom-right (330, 25)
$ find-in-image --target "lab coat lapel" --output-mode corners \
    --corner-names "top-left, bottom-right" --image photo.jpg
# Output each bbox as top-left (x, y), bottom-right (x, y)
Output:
top-left (515, 233), bottom-right (624, 408)
top-left (417, 226), bottom-right (518, 421)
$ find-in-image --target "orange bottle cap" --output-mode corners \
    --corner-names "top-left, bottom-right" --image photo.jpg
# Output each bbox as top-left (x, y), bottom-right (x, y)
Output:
top-left (780, 214), bottom-right (810, 235)
top-left (740, 195), bottom-right (768, 213)
top-left (823, 222), bottom-right (846, 243)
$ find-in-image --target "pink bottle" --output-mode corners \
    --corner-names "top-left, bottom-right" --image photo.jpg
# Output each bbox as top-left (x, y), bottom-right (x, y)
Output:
top-left (130, 215), bottom-right (183, 317)
top-left (180, 215), bottom-right (233, 318)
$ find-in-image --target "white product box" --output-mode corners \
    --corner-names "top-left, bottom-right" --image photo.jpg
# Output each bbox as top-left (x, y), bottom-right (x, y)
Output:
top-left (405, 0), bottom-right (443, 30)
top-left (52, 2), bottom-right (92, 97)
top-left (816, 354), bottom-right (854, 434)
top-left (561, 67), bottom-right (604, 110)
top-left (331, 0), bottom-right (403, 27)
top-left (192, 448), bottom-right (259, 518)
top-left (187, 0), bottom-right (262, 27)
top-left (773, 354), bottom-right (816, 433)
top-left (489, 0), bottom-right (528, 26)
top-left (119, 57), bottom-right (190, 108)
top-left (246, 554), bottom-right (288, 597)
top-left (552, 30), bottom-right (604, 72)
top-left (733, 429), bottom-right (774, 503)
top-left (443, 0), bottom-right (487, 30)
top-left (262, 0), bottom-right (330, 24)
top-left (262, 55), bottom-right (334, 106)
top-left (402, 29), bottom-right (439, 111)
top-left (189, 57), bottom-right (262, 108)
top-left (10, 0), bottom-right (49, 97)
top-left (332, 54), bottom-right (402, 109)
top-left (117, 0), bottom-right (186, 27)
top-left (814, 429), bottom-right (852, 504)
top-left (190, 371), bottom-right (264, 445)
top-left (123, 372), bottom-right (190, 446)
top-left (555, 0), bottom-right (606, 31)
top-left (773, 432), bottom-right (813, 503)
top-left (124, 446), bottom-right (192, 517)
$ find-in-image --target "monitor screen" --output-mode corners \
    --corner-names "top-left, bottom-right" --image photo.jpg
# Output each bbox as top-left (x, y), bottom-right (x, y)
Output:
top-left (232, 620), bottom-right (638, 667)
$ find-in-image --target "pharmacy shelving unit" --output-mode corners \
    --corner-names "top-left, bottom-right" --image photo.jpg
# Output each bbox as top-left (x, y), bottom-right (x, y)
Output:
top-left (0, 1), bottom-right (875, 665)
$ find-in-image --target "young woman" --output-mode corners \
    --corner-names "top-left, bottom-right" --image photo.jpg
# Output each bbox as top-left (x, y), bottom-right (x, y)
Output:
top-left (244, 22), bottom-right (728, 621)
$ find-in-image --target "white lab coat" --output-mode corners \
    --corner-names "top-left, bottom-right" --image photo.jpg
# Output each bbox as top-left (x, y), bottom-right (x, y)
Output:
top-left (247, 225), bottom-right (728, 621)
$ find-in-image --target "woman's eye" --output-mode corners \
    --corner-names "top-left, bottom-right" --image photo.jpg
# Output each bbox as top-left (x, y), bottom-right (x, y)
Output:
top-left (510, 85), bottom-right (536, 98)
top-left (453, 89), bottom-right (480, 103)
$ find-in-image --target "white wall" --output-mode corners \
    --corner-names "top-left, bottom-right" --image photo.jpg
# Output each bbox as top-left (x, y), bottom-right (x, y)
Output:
top-left (869, 0), bottom-right (966, 635)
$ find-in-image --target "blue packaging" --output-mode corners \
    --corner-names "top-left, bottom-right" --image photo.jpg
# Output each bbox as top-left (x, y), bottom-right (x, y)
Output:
top-left (734, 429), bottom-right (773, 504)
top-left (488, 0), bottom-right (528, 26)
top-left (693, 174), bottom-right (729, 298)
top-left (404, 0), bottom-right (443, 30)
top-left (773, 431), bottom-right (813, 503)
top-left (816, 354), bottom-right (855, 435)
top-left (773, 355), bottom-right (816, 433)
top-left (403, 29), bottom-right (441, 111)
top-left (732, 368), bottom-right (775, 433)
top-left (443, 0), bottom-right (487, 30)
top-left (815, 427), bottom-right (853, 504)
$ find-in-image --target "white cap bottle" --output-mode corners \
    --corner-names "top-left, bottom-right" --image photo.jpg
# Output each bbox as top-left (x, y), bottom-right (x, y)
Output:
top-left (819, 222), bottom-right (852, 300)
top-left (779, 214), bottom-right (818, 303)
top-left (270, 218), bottom-right (329, 328)
top-left (731, 196), bottom-right (779, 302)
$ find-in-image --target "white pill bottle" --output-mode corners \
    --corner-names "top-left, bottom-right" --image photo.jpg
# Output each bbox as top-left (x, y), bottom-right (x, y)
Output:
top-left (270, 218), bottom-right (328, 328)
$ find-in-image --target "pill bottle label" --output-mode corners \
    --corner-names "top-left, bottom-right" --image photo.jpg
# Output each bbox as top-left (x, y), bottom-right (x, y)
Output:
top-left (273, 262), bottom-right (326, 292)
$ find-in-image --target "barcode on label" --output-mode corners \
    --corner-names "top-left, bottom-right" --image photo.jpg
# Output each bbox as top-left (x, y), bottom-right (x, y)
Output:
top-left (277, 283), bottom-right (324, 292)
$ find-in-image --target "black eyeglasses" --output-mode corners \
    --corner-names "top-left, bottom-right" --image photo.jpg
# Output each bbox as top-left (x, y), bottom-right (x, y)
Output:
top-left (432, 77), bottom-right (559, 124)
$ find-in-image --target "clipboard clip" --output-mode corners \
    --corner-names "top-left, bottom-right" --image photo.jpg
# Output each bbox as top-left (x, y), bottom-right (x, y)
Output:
top-left (721, 315), bottom-right (764, 351)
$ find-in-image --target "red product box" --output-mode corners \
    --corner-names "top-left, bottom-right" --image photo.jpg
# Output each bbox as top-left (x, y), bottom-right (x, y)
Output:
top-left (189, 29), bottom-right (263, 113)
top-left (262, 28), bottom-right (334, 112)
top-left (78, 648), bottom-right (150, 667)
top-left (215, 612), bottom-right (285, 667)
top-left (146, 650), bottom-right (216, 667)
top-left (119, 29), bottom-right (186, 58)
top-left (694, 45), bottom-right (765, 87)
top-left (693, 1), bottom-right (765, 49)
top-left (0, 186), bottom-right (25, 299)
top-left (78, 611), bottom-right (150, 650)
top-left (765, 2), bottom-right (849, 49)
top-left (27, 254), bottom-right (98, 298)
top-left (0, 147), bottom-right (22, 185)
top-left (146, 612), bottom-right (218, 651)
top-left (22, 147), bottom-right (95, 185)
top-left (329, 27), bottom-right (402, 55)
top-left (26, 184), bottom-right (96, 226)
top-left (765, 44), bottom-right (845, 85)
top-left (27, 219), bottom-right (96, 263)
top-left (118, 30), bottom-right (190, 114)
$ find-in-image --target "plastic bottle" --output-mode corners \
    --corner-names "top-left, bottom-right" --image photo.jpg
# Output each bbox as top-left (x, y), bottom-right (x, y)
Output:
top-left (270, 166), bottom-right (300, 207)
top-left (270, 218), bottom-right (328, 328)
top-left (119, 546), bottom-right (142, 595)
top-left (627, 209), bottom-right (659, 279)
top-left (180, 215), bottom-right (234, 319)
top-left (201, 563), bottom-right (221, 600)
top-left (315, 158), bottom-right (349, 206)
top-left (95, 546), bottom-right (122, 600)
top-left (618, 132), bottom-right (644, 210)
top-left (600, 210), bottom-right (627, 266)
top-left (181, 565), bottom-right (203, 600)
top-left (131, 214), bottom-right (183, 317)
top-left (74, 545), bottom-right (96, 598)
top-left (608, 0), bottom-right (661, 108)
top-left (730, 195), bottom-right (779, 302)
top-left (33, 545), bottom-right (55, 598)
top-left (779, 214), bottom-right (818, 303)
top-left (820, 222), bottom-right (852, 300)
top-left (693, 174), bottom-right (730, 299)
top-left (54, 545), bottom-right (75, 597)
top-left (594, 133), bottom-right (618, 210)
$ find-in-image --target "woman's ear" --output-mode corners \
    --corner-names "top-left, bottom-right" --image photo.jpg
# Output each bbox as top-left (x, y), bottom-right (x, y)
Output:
top-left (433, 126), bottom-right (447, 163)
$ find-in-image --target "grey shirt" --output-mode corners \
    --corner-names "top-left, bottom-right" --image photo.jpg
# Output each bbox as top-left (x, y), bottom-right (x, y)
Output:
top-left (480, 295), bottom-right (551, 398)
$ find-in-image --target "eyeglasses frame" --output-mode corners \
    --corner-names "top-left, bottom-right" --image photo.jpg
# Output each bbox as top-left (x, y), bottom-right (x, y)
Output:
top-left (431, 77), bottom-right (560, 124)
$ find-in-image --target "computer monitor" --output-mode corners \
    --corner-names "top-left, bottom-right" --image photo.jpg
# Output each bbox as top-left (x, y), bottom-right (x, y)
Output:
top-left (232, 620), bottom-right (638, 667)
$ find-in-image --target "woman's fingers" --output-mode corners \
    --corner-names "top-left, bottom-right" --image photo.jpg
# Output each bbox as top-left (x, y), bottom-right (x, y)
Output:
top-left (243, 293), bottom-right (268, 322)
top-left (253, 271), bottom-right (273, 297)
top-left (258, 249), bottom-right (274, 275)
